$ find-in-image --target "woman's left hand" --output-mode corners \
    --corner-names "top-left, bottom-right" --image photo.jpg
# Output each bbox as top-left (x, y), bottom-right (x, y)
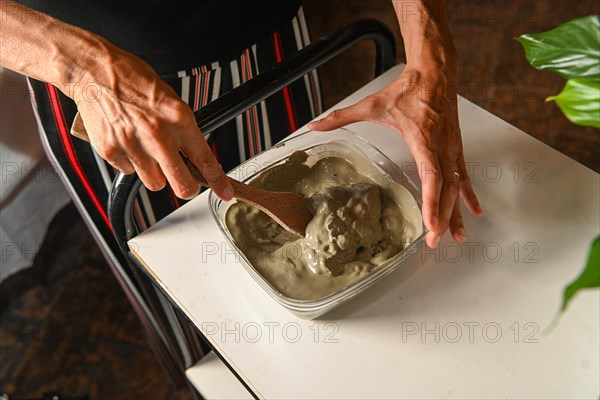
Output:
top-left (308, 61), bottom-right (483, 248)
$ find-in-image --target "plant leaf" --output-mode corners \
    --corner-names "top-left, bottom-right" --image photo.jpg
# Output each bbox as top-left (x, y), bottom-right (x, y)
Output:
top-left (517, 15), bottom-right (600, 81)
top-left (561, 235), bottom-right (600, 312)
top-left (546, 78), bottom-right (600, 128)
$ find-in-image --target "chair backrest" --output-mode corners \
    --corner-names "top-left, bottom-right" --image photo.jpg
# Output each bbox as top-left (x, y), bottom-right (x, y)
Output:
top-left (108, 19), bottom-right (396, 259)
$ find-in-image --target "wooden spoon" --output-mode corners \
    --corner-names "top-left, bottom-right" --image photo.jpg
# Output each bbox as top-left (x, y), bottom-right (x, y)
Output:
top-left (70, 112), bottom-right (313, 236)
top-left (179, 154), bottom-right (312, 236)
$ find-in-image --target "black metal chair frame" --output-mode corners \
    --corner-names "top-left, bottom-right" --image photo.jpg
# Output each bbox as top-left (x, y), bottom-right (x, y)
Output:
top-left (107, 19), bottom-right (396, 397)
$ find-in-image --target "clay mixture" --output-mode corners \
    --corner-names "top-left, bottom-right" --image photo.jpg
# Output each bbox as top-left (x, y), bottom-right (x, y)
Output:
top-left (225, 149), bottom-right (422, 300)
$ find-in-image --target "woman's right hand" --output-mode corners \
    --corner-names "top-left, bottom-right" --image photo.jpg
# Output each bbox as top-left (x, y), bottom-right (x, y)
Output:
top-left (1, 0), bottom-right (232, 200)
top-left (71, 39), bottom-right (233, 201)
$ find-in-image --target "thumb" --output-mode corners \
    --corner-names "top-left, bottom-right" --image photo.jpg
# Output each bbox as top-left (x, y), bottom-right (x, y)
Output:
top-left (308, 102), bottom-right (367, 131)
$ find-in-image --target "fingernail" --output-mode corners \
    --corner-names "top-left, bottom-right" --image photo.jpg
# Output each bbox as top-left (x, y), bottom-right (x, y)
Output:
top-left (223, 185), bottom-right (234, 201)
top-left (456, 228), bottom-right (466, 240)
top-left (430, 235), bottom-right (441, 248)
top-left (183, 184), bottom-right (201, 200)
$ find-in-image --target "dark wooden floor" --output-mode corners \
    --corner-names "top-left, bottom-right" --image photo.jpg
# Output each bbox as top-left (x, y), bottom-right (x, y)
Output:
top-left (2, 1), bottom-right (599, 399)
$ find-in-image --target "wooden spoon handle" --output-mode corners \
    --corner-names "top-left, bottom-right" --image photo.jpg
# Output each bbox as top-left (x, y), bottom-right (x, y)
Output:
top-left (180, 154), bottom-right (210, 187)
top-left (180, 153), bottom-right (265, 204)
top-left (181, 154), bottom-right (297, 215)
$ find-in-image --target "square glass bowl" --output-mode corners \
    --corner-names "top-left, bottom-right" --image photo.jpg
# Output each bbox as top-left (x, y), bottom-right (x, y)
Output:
top-left (209, 128), bottom-right (426, 319)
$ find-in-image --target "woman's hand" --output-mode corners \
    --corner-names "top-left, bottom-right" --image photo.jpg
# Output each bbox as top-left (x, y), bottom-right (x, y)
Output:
top-left (310, 0), bottom-right (483, 248)
top-left (72, 41), bottom-right (233, 200)
top-left (309, 61), bottom-right (483, 248)
top-left (0, 1), bottom-right (232, 201)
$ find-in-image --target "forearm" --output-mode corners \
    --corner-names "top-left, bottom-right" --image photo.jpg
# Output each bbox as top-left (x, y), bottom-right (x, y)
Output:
top-left (0, 0), bottom-right (104, 94)
top-left (392, 0), bottom-right (457, 70)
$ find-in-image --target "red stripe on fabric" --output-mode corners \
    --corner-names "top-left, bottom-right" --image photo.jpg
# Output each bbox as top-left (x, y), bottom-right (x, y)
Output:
top-left (251, 106), bottom-right (261, 153)
top-left (245, 115), bottom-right (253, 157)
top-left (246, 49), bottom-right (262, 153)
top-left (245, 50), bottom-right (262, 153)
top-left (133, 201), bottom-right (148, 231)
top-left (243, 52), bottom-right (253, 157)
top-left (169, 188), bottom-right (180, 209)
top-left (202, 70), bottom-right (211, 107)
top-left (239, 53), bottom-right (254, 156)
top-left (273, 32), bottom-right (298, 133)
top-left (211, 140), bottom-right (219, 160)
top-left (194, 74), bottom-right (201, 112)
top-left (45, 83), bottom-right (112, 229)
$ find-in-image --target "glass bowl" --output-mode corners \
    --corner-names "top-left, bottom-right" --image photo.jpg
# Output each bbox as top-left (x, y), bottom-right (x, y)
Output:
top-left (209, 128), bottom-right (426, 319)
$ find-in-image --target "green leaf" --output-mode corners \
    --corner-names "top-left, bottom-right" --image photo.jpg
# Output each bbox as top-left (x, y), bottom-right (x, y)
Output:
top-left (517, 15), bottom-right (600, 81)
top-left (561, 235), bottom-right (600, 312)
top-left (546, 78), bottom-right (600, 128)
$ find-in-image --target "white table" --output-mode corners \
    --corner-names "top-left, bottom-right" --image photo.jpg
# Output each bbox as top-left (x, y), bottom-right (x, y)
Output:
top-left (130, 66), bottom-right (600, 399)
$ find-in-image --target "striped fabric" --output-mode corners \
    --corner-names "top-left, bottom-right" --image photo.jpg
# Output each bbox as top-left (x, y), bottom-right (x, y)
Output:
top-left (31, 7), bottom-right (321, 239)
